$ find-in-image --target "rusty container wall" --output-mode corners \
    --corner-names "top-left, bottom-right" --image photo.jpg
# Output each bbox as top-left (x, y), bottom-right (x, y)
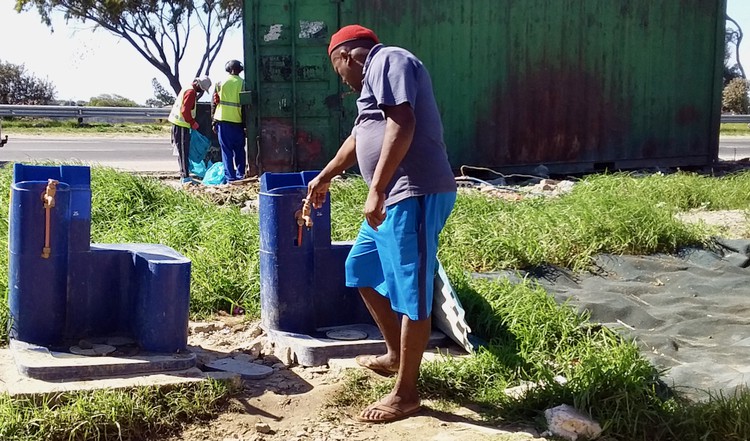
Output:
top-left (244, 0), bottom-right (342, 173)
top-left (343, 0), bottom-right (726, 174)
top-left (245, 0), bottom-right (726, 174)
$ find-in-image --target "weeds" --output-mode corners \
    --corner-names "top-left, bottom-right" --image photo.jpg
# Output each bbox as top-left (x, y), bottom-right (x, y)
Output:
top-left (0, 380), bottom-right (232, 441)
top-left (1, 163), bottom-right (750, 439)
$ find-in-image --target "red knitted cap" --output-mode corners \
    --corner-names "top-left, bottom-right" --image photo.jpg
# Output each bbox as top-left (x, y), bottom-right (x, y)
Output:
top-left (328, 24), bottom-right (379, 56)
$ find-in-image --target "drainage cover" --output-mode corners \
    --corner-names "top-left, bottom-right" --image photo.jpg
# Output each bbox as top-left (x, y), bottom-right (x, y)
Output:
top-left (325, 329), bottom-right (368, 341)
top-left (69, 344), bottom-right (117, 356)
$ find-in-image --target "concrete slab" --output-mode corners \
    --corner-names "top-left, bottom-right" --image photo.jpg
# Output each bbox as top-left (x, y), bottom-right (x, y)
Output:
top-left (205, 358), bottom-right (274, 380)
top-left (268, 323), bottom-right (449, 367)
top-left (328, 346), bottom-right (471, 374)
top-left (0, 348), bottom-right (240, 398)
top-left (9, 339), bottom-right (196, 382)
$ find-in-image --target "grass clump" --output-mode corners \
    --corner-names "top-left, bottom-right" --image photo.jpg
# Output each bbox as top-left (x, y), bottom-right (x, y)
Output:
top-left (438, 171), bottom-right (750, 272)
top-left (720, 122), bottom-right (750, 136)
top-left (1, 163), bottom-right (750, 439)
top-left (1, 119), bottom-right (169, 136)
top-left (0, 380), bottom-right (232, 441)
top-left (88, 168), bottom-right (261, 319)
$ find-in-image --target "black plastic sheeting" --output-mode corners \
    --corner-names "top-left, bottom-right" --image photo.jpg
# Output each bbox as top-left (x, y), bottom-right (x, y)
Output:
top-left (476, 238), bottom-right (750, 401)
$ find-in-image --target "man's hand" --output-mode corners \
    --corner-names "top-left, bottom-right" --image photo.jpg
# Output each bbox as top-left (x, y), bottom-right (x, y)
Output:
top-left (364, 188), bottom-right (386, 231)
top-left (191, 121), bottom-right (199, 130)
top-left (306, 176), bottom-right (331, 209)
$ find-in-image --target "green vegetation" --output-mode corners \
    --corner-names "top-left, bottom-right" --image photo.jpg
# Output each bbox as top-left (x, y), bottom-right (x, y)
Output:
top-left (720, 122), bottom-right (750, 136)
top-left (0, 164), bottom-right (749, 439)
top-left (722, 78), bottom-right (750, 115)
top-left (1, 119), bottom-right (169, 136)
top-left (0, 380), bottom-right (234, 441)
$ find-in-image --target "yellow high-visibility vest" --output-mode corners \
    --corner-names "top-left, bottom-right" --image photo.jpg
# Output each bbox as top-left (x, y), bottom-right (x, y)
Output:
top-left (213, 75), bottom-right (244, 123)
top-left (168, 87), bottom-right (195, 128)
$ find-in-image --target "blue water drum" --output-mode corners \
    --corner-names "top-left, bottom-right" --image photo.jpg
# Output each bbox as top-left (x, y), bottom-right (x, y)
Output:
top-left (11, 164), bottom-right (91, 252)
top-left (61, 166), bottom-right (91, 252)
top-left (8, 179), bottom-right (71, 346)
top-left (128, 244), bottom-right (191, 353)
top-left (259, 172), bottom-right (316, 334)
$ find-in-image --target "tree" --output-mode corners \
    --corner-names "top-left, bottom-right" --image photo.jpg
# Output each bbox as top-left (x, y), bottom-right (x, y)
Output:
top-left (725, 14), bottom-right (745, 87)
top-left (145, 78), bottom-right (176, 107)
top-left (0, 59), bottom-right (57, 104)
top-left (88, 93), bottom-right (138, 107)
top-left (722, 77), bottom-right (749, 114)
top-left (15, 0), bottom-right (242, 95)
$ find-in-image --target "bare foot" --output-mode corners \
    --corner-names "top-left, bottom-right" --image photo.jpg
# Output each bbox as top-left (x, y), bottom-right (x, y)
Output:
top-left (355, 354), bottom-right (399, 376)
top-left (356, 395), bottom-right (422, 423)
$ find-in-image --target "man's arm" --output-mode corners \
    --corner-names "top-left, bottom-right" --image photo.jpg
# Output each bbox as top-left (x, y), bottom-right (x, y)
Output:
top-left (364, 103), bottom-right (415, 229)
top-left (306, 134), bottom-right (357, 208)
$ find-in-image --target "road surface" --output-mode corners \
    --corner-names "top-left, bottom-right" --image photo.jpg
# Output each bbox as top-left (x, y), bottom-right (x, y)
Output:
top-left (0, 135), bottom-right (176, 173)
top-left (0, 134), bottom-right (748, 174)
top-left (718, 136), bottom-right (750, 161)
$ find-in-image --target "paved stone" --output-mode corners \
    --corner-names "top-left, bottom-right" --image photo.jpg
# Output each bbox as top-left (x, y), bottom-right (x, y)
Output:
top-left (205, 357), bottom-right (274, 380)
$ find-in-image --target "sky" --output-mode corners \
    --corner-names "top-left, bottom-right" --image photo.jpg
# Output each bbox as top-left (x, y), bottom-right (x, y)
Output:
top-left (1, 1), bottom-right (749, 106)
top-left (0, 2), bottom-right (244, 105)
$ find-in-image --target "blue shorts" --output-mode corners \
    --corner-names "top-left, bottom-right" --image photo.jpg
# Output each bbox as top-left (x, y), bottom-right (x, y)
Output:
top-left (344, 192), bottom-right (456, 321)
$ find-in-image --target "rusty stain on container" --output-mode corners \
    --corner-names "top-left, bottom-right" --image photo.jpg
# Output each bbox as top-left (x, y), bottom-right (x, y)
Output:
top-left (476, 66), bottom-right (630, 166)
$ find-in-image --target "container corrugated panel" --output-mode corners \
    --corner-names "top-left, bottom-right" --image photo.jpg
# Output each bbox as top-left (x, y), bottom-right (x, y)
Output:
top-left (244, 0), bottom-right (342, 173)
top-left (245, 0), bottom-right (726, 174)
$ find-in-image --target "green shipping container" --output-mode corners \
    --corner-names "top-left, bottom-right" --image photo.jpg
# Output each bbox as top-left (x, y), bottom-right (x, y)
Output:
top-left (243, 0), bottom-right (726, 174)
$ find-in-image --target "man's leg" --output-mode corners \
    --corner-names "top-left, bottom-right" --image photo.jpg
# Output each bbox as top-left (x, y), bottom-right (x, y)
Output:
top-left (231, 123), bottom-right (247, 179)
top-left (357, 193), bottom-right (455, 421)
top-left (217, 122), bottom-right (236, 181)
top-left (358, 287), bottom-right (401, 370)
top-left (358, 315), bottom-right (430, 420)
top-left (234, 141), bottom-right (247, 179)
top-left (175, 126), bottom-right (190, 179)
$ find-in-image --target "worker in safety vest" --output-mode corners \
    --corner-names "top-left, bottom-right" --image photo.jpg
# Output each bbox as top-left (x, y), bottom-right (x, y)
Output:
top-left (168, 75), bottom-right (212, 185)
top-left (212, 60), bottom-right (247, 182)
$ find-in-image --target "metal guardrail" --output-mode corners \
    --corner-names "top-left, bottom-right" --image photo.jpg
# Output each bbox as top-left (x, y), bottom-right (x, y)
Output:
top-left (721, 114), bottom-right (750, 123)
top-left (0, 104), bottom-right (170, 119)
top-left (1, 104), bottom-right (749, 123)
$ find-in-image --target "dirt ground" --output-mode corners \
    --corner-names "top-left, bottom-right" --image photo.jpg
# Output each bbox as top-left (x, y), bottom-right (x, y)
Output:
top-left (168, 314), bottom-right (543, 441)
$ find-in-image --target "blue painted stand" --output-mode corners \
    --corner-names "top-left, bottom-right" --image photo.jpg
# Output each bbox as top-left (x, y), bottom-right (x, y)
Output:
top-left (8, 164), bottom-right (193, 379)
top-left (259, 171), bottom-right (373, 335)
top-left (259, 172), bottom-right (446, 366)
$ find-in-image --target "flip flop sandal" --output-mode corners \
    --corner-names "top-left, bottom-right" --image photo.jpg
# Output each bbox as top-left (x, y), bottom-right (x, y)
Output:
top-left (355, 354), bottom-right (398, 377)
top-left (354, 403), bottom-right (422, 424)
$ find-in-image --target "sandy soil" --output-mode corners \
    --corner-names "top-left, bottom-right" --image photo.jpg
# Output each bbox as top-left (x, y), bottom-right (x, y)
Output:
top-left (166, 314), bottom-right (543, 441)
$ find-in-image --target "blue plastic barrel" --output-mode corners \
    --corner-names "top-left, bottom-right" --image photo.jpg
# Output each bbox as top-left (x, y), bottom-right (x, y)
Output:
top-left (8, 180), bottom-right (71, 346)
top-left (133, 251), bottom-right (191, 353)
top-left (259, 172), bottom-right (316, 334)
top-left (12, 164), bottom-right (91, 252)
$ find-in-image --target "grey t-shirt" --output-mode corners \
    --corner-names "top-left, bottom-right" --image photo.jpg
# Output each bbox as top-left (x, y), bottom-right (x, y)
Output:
top-left (352, 44), bottom-right (456, 206)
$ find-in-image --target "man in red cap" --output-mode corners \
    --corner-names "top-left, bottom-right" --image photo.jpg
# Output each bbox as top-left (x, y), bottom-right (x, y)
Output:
top-left (307, 25), bottom-right (456, 423)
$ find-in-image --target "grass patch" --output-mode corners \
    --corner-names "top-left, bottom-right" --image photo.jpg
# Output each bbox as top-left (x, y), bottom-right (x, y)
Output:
top-left (1, 163), bottom-right (750, 439)
top-left (1, 119), bottom-right (169, 136)
top-left (720, 122), bottom-right (750, 136)
top-left (0, 380), bottom-right (233, 441)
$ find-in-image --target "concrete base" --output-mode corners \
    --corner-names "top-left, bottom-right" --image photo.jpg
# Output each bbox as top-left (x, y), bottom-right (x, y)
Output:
top-left (0, 347), bottom-right (238, 398)
top-left (266, 323), bottom-right (449, 367)
top-left (9, 339), bottom-right (196, 382)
